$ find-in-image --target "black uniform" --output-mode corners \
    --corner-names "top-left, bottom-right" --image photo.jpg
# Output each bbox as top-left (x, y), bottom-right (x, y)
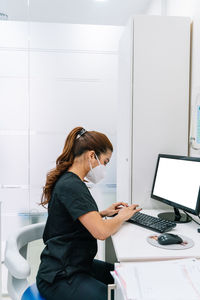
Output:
top-left (36, 171), bottom-right (114, 300)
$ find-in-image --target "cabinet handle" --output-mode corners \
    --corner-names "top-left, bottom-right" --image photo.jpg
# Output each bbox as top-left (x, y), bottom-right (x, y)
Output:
top-left (107, 284), bottom-right (116, 300)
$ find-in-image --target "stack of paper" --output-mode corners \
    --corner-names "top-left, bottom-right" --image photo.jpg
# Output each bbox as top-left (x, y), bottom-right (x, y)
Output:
top-left (111, 258), bottom-right (200, 300)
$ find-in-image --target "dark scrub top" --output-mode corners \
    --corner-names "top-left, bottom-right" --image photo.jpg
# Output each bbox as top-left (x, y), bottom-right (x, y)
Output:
top-left (37, 171), bottom-right (99, 284)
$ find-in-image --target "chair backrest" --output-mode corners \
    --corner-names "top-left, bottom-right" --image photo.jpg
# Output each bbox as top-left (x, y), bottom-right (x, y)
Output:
top-left (4, 222), bottom-right (45, 300)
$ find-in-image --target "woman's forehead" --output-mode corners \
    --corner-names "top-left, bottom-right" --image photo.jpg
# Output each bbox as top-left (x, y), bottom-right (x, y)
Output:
top-left (101, 150), bottom-right (112, 159)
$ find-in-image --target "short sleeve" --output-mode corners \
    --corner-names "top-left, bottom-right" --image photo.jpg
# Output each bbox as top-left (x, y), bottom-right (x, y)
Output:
top-left (58, 180), bottom-right (98, 221)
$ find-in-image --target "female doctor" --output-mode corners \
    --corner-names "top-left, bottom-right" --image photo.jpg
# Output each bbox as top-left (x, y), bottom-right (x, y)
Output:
top-left (36, 127), bottom-right (141, 300)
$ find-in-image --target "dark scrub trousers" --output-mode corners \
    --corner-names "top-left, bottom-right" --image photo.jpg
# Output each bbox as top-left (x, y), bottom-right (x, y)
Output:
top-left (36, 171), bottom-right (114, 300)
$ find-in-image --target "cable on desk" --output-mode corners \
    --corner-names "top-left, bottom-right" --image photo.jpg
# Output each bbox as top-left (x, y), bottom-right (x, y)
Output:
top-left (183, 211), bottom-right (200, 225)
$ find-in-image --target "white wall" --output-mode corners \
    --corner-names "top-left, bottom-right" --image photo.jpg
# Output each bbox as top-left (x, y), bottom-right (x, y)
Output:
top-left (0, 21), bottom-right (123, 243)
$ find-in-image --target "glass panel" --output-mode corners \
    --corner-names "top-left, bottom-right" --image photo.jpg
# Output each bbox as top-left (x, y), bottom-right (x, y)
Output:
top-left (28, 15), bottom-right (121, 214)
top-left (0, 135), bottom-right (29, 185)
top-left (30, 52), bottom-right (118, 80)
top-left (0, 0), bottom-right (29, 294)
top-left (0, 50), bottom-right (28, 77)
top-left (30, 134), bottom-right (66, 186)
top-left (0, 78), bottom-right (28, 130)
top-left (0, 20), bottom-right (28, 47)
top-left (1, 189), bottom-right (29, 240)
top-left (30, 81), bottom-right (117, 131)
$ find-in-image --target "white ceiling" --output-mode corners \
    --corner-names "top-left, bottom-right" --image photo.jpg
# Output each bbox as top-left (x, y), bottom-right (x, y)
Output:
top-left (0, 0), bottom-right (158, 25)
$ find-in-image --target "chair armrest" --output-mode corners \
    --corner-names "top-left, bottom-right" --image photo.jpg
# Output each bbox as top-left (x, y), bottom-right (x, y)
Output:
top-left (4, 222), bottom-right (45, 279)
top-left (5, 239), bottom-right (30, 279)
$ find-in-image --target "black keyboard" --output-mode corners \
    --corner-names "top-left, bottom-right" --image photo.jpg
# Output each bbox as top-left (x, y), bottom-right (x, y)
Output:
top-left (127, 212), bottom-right (176, 233)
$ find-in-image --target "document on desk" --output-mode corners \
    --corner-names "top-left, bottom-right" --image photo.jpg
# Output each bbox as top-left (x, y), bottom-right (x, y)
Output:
top-left (114, 258), bottom-right (200, 300)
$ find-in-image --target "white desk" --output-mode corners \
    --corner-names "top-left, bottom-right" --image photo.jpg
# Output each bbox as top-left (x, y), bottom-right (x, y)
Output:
top-left (111, 209), bottom-right (200, 262)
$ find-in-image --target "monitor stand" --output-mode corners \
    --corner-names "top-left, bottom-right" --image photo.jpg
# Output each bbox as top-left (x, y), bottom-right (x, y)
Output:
top-left (158, 207), bottom-right (192, 223)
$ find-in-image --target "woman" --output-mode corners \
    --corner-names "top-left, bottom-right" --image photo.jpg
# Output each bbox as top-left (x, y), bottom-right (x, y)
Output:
top-left (36, 126), bottom-right (141, 300)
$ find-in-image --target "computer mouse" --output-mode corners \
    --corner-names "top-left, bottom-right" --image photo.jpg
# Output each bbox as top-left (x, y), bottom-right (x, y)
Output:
top-left (157, 233), bottom-right (183, 245)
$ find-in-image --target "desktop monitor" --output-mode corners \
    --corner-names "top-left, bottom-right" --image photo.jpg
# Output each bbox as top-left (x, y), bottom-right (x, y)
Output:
top-left (151, 154), bottom-right (200, 223)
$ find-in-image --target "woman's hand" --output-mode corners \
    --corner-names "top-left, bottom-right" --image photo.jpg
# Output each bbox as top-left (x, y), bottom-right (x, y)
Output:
top-left (117, 204), bottom-right (142, 221)
top-left (100, 202), bottom-right (129, 217)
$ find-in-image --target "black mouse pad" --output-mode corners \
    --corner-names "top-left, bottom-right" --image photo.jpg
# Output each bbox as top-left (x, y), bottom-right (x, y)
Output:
top-left (147, 234), bottom-right (194, 250)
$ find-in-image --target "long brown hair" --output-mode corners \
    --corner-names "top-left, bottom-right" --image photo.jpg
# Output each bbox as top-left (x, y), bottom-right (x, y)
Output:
top-left (41, 126), bottom-right (113, 207)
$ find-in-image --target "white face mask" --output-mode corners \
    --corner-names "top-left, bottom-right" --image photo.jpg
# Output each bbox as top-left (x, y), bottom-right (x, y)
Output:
top-left (85, 153), bottom-right (106, 184)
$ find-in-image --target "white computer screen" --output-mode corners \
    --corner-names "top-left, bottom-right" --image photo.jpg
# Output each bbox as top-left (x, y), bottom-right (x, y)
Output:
top-left (153, 157), bottom-right (200, 210)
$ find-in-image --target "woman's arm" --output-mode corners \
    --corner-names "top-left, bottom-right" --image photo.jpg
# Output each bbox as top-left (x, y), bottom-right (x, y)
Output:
top-left (79, 204), bottom-right (141, 240)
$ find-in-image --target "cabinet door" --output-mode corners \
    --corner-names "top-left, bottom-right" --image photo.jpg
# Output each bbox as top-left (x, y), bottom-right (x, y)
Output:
top-left (132, 16), bottom-right (190, 208)
top-left (118, 16), bottom-right (190, 207)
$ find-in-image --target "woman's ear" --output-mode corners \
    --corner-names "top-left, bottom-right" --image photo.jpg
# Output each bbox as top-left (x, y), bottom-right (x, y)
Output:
top-left (88, 150), bottom-right (95, 160)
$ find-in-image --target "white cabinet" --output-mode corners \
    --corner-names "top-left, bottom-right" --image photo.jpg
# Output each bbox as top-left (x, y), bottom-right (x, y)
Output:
top-left (117, 16), bottom-right (191, 208)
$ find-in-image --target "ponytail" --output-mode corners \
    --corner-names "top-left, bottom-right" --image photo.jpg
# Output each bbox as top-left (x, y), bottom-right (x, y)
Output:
top-left (41, 127), bottom-right (83, 207)
top-left (40, 126), bottom-right (113, 207)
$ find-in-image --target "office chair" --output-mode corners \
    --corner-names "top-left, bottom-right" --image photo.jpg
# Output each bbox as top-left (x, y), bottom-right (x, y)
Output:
top-left (4, 221), bottom-right (114, 300)
top-left (4, 222), bottom-right (46, 300)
